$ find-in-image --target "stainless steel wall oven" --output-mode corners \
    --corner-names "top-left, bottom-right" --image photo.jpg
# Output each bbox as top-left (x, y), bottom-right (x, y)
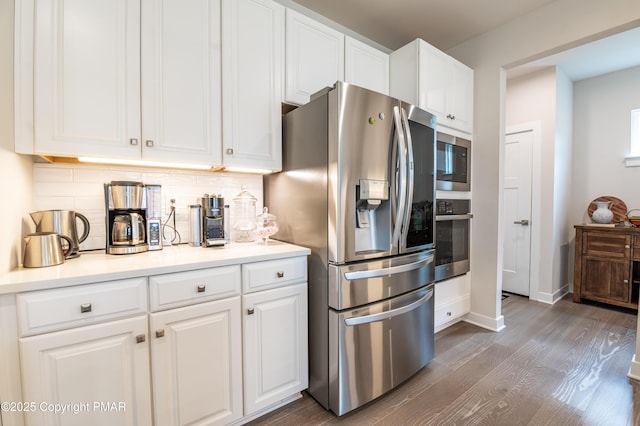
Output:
top-left (436, 132), bottom-right (471, 191)
top-left (435, 199), bottom-right (472, 282)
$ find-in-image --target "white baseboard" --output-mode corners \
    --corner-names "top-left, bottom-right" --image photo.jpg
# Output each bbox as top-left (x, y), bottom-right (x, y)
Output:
top-left (464, 311), bottom-right (505, 332)
top-left (535, 284), bottom-right (570, 305)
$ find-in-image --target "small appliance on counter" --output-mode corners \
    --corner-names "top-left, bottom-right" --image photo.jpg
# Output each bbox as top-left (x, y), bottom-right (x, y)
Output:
top-left (104, 181), bottom-right (162, 254)
top-left (29, 210), bottom-right (90, 258)
top-left (23, 232), bottom-right (72, 268)
top-left (201, 194), bottom-right (226, 247)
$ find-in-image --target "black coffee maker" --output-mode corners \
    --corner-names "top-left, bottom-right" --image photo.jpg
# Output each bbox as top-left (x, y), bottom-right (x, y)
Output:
top-left (201, 194), bottom-right (226, 247)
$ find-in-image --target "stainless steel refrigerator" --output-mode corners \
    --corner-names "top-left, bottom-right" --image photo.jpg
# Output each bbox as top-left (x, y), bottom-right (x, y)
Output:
top-left (264, 81), bottom-right (436, 416)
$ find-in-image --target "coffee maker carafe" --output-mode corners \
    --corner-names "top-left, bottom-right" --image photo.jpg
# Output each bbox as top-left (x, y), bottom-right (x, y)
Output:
top-left (105, 181), bottom-right (162, 254)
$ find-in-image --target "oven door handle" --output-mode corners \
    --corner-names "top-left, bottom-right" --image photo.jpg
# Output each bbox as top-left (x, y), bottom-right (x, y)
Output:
top-left (344, 288), bottom-right (433, 326)
top-left (343, 253), bottom-right (434, 281)
top-left (436, 214), bottom-right (473, 221)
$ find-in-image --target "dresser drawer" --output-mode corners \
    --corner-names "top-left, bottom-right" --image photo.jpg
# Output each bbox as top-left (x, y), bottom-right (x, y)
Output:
top-left (242, 256), bottom-right (307, 293)
top-left (17, 277), bottom-right (148, 337)
top-left (149, 265), bottom-right (241, 312)
top-left (583, 231), bottom-right (630, 259)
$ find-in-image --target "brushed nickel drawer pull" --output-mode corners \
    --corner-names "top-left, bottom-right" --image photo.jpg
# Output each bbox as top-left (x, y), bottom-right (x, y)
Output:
top-left (197, 284), bottom-right (206, 293)
top-left (277, 271), bottom-right (285, 278)
top-left (136, 334), bottom-right (146, 344)
top-left (80, 303), bottom-right (92, 313)
top-left (156, 329), bottom-right (165, 338)
top-left (248, 307), bottom-right (254, 315)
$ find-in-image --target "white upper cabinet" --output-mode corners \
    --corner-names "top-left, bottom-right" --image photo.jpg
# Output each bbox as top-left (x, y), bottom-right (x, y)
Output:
top-left (285, 9), bottom-right (344, 105)
top-left (222, 0), bottom-right (284, 171)
top-left (16, 0), bottom-right (222, 165)
top-left (390, 39), bottom-right (473, 134)
top-left (345, 36), bottom-right (389, 95)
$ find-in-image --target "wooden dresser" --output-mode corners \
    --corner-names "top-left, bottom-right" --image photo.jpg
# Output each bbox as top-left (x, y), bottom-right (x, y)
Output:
top-left (574, 225), bottom-right (639, 310)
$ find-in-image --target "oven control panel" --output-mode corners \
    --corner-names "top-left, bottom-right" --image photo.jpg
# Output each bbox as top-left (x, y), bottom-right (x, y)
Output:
top-left (436, 199), bottom-right (471, 216)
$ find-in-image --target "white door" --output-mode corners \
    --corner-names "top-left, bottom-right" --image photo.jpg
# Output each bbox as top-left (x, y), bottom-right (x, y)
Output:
top-left (243, 283), bottom-right (308, 415)
top-left (20, 316), bottom-right (152, 426)
top-left (150, 297), bottom-right (243, 426)
top-left (502, 130), bottom-right (533, 296)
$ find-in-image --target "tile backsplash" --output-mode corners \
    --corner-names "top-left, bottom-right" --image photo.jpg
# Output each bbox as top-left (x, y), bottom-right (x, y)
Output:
top-left (32, 163), bottom-right (263, 251)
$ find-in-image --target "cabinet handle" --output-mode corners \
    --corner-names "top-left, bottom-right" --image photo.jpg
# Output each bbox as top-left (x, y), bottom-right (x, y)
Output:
top-left (247, 307), bottom-right (254, 315)
top-left (277, 271), bottom-right (285, 278)
top-left (155, 329), bottom-right (165, 338)
top-left (197, 284), bottom-right (206, 293)
top-left (136, 334), bottom-right (146, 344)
top-left (446, 311), bottom-right (452, 317)
top-left (226, 148), bottom-right (234, 155)
top-left (624, 279), bottom-right (629, 284)
top-left (130, 138), bottom-right (139, 146)
top-left (625, 245), bottom-right (631, 249)
top-left (145, 140), bottom-right (154, 148)
top-left (80, 303), bottom-right (92, 313)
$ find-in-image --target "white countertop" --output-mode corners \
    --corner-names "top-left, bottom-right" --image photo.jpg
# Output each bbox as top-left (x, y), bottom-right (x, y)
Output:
top-left (0, 241), bottom-right (310, 295)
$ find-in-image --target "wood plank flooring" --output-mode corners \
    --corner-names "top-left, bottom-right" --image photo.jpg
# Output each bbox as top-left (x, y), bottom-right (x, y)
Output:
top-left (247, 294), bottom-right (640, 425)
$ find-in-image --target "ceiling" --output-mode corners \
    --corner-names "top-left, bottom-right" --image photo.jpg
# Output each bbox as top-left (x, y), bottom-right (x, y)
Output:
top-left (292, 0), bottom-right (640, 81)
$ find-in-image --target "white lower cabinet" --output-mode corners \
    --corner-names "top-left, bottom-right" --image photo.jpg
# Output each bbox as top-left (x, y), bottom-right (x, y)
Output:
top-left (150, 298), bottom-right (242, 426)
top-left (19, 315), bottom-right (153, 426)
top-left (434, 273), bottom-right (471, 331)
top-left (242, 282), bottom-right (308, 415)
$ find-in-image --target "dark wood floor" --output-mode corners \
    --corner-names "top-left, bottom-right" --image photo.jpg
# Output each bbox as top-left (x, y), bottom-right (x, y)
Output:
top-left (248, 294), bottom-right (640, 425)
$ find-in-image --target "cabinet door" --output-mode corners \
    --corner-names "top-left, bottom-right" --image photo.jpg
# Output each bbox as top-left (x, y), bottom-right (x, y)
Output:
top-left (150, 297), bottom-right (242, 426)
top-left (285, 9), bottom-right (344, 105)
top-left (344, 36), bottom-right (389, 95)
top-left (243, 283), bottom-right (308, 415)
top-left (222, 0), bottom-right (284, 171)
top-left (20, 316), bottom-right (152, 426)
top-left (141, 0), bottom-right (222, 166)
top-left (582, 257), bottom-right (630, 303)
top-left (450, 60), bottom-right (473, 133)
top-left (29, 0), bottom-right (142, 159)
top-left (418, 42), bottom-right (449, 121)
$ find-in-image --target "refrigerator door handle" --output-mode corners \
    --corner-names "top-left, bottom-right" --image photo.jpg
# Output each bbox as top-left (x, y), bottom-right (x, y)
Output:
top-left (344, 287), bottom-right (433, 326)
top-left (343, 252), bottom-right (434, 280)
top-left (392, 106), bottom-right (407, 247)
top-left (400, 107), bottom-right (415, 248)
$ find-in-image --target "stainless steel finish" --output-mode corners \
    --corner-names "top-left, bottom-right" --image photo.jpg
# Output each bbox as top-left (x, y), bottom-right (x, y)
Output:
top-left (264, 82), bottom-right (436, 415)
top-left (437, 214), bottom-right (474, 221)
top-left (329, 285), bottom-right (434, 416)
top-left (145, 140), bottom-right (154, 147)
top-left (226, 148), bottom-right (233, 155)
top-left (23, 232), bottom-right (72, 268)
top-left (201, 194), bottom-right (226, 247)
top-left (436, 132), bottom-right (471, 191)
top-left (247, 307), bottom-right (254, 315)
top-left (189, 204), bottom-right (202, 247)
top-left (435, 259), bottom-right (471, 282)
top-left (145, 185), bottom-right (163, 251)
top-left (434, 199), bottom-right (472, 282)
top-left (156, 329), bottom-right (165, 338)
top-left (130, 138), bottom-right (138, 145)
top-left (277, 271), bottom-right (284, 278)
top-left (329, 251), bottom-right (434, 310)
top-left (80, 303), bottom-right (92, 313)
top-left (197, 285), bottom-right (206, 293)
top-left (136, 334), bottom-right (146, 344)
top-left (109, 181), bottom-right (145, 210)
top-left (400, 107), bottom-right (414, 252)
top-left (514, 219), bottom-right (530, 225)
top-left (30, 210), bottom-right (90, 259)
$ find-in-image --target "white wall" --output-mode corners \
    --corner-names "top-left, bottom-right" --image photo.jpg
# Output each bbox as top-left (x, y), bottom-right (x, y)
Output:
top-left (571, 66), bottom-right (640, 227)
top-left (446, 0), bottom-right (640, 327)
top-left (0, 0), bottom-right (33, 274)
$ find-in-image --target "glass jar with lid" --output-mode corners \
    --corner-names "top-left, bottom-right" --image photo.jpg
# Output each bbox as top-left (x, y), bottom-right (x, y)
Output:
top-left (254, 207), bottom-right (279, 244)
top-left (232, 186), bottom-right (257, 242)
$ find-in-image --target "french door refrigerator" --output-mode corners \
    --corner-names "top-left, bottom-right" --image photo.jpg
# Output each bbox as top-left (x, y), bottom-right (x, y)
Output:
top-left (264, 81), bottom-right (436, 416)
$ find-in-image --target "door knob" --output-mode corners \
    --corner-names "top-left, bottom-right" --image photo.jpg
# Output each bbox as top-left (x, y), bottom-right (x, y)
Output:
top-left (514, 220), bottom-right (529, 225)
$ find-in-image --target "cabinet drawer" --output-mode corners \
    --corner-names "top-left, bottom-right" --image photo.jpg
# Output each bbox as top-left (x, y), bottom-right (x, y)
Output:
top-left (242, 256), bottom-right (307, 293)
top-left (582, 231), bottom-right (630, 258)
top-left (149, 265), bottom-right (241, 312)
top-left (17, 278), bottom-right (147, 337)
top-left (434, 293), bottom-right (470, 330)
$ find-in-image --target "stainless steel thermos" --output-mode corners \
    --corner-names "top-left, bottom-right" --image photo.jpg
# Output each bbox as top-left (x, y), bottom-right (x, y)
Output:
top-left (189, 204), bottom-right (202, 247)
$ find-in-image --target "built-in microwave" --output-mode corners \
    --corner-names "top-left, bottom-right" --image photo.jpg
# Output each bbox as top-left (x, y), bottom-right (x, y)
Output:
top-left (436, 132), bottom-right (471, 191)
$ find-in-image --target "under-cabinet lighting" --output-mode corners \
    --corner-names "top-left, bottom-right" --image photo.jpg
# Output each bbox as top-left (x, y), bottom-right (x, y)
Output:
top-left (77, 157), bottom-right (213, 171)
top-left (222, 166), bottom-right (276, 174)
